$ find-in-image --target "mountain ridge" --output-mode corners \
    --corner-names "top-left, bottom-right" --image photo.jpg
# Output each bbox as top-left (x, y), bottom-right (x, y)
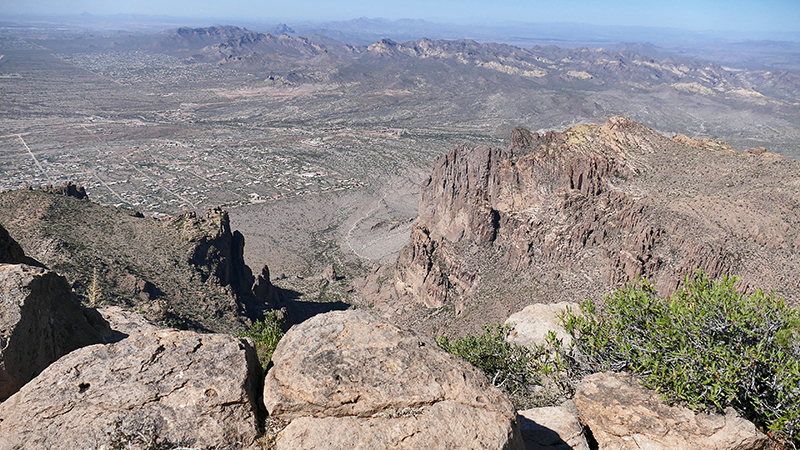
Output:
top-left (363, 116), bottom-right (800, 335)
top-left (0, 184), bottom-right (278, 333)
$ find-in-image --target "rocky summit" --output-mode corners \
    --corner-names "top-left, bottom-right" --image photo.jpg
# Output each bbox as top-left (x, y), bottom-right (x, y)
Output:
top-left (364, 116), bottom-right (800, 334)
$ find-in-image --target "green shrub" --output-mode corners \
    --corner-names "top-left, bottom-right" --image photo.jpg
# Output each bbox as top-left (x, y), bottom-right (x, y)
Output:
top-left (106, 418), bottom-right (184, 450)
top-left (562, 270), bottom-right (800, 446)
top-left (237, 310), bottom-right (285, 370)
top-left (436, 324), bottom-right (574, 408)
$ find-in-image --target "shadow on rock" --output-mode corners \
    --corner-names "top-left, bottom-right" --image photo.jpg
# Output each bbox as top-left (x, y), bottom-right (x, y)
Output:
top-left (275, 286), bottom-right (350, 325)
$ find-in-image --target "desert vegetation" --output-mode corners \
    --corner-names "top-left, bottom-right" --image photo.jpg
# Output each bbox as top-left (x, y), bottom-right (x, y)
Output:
top-left (440, 270), bottom-right (800, 447)
top-left (237, 310), bottom-right (286, 370)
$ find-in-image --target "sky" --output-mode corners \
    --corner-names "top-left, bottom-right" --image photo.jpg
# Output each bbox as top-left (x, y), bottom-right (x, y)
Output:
top-left (2, 0), bottom-right (799, 33)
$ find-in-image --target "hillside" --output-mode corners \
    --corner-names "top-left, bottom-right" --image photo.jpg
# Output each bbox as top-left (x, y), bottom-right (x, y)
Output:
top-left (363, 116), bottom-right (800, 335)
top-left (0, 184), bottom-right (276, 333)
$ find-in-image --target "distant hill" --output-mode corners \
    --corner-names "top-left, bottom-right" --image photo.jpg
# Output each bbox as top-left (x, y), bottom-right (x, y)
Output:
top-left (151, 25), bottom-right (259, 53)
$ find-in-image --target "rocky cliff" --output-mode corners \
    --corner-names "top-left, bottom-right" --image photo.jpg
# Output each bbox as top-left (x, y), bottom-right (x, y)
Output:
top-left (0, 189), bottom-right (278, 333)
top-left (365, 116), bottom-right (800, 333)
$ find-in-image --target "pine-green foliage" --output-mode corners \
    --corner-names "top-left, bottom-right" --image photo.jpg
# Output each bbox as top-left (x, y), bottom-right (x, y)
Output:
top-left (237, 310), bottom-right (285, 370)
top-left (562, 270), bottom-right (800, 445)
top-left (436, 324), bottom-right (573, 407)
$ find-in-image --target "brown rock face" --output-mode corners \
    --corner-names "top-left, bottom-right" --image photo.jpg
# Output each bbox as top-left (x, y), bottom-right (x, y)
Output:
top-left (0, 225), bottom-right (40, 267)
top-left (263, 310), bottom-right (524, 449)
top-left (0, 328), bottom-right (261, 449)
top-left (173, 207), bottom-right (255, 296)
top-left (573, 372), bottom-right (768, 450)
top-left (368, 116), bottom-right (800, 332)
top-left (39, 181), bottom-right (88, 200)
top-left (0, 188), bottom-right (278, 333)
top-left (172, 207), bottom-right (280, 320)
top-left (0, 264), bottom-right (104, 401)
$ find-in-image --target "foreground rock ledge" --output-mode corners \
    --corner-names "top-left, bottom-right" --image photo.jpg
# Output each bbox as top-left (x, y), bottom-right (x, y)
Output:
top-left (263, 309), bottom-right (524, 449)
top-left (573, 372), bottom-right (769, 450)
top-left (0, 329), bottom-right (261, 449)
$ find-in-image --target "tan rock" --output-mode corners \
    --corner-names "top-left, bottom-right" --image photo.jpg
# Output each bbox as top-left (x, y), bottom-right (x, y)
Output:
top-left (0, 264), bottom-right (104, 401)
top-left (518, 401), bottom-right (590, 450)
top-left (0, 328), bottom-right (261, 449)
top-left (505, 302), bottom-right (578, 348)
top-left (263, 309), bottom-right (524, 449)
top-left (573, 372), bottom-right (769, 450)
top-left (92, 305), bottom-right (163, 341)
top-left (322, 263), bottom-right (337, 281)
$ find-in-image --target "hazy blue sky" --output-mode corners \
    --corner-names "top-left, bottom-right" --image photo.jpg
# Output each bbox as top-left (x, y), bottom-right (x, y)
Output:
top-left (3, 0), bottom-right (799, 33)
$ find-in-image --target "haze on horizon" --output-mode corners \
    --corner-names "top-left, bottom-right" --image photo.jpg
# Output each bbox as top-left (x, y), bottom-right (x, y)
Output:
top-left (3, 0), bottom-right (799, 35)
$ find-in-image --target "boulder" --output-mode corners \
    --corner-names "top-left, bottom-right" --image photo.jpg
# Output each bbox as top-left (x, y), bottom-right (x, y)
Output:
top-left (505, 302), bottom-right (578, 348)
top-left (0, 328), bottom-right (262, 449)
top-left (263, 309), bottom-right (524, 449)
top-left (322, 263), bottom-right (338, 281)
top-left (572, 372), bottom-right (769, 450)
top-left (85, 305), bottom-right (164, 343)
top-left (0, 264), bottom-right (104, 401)
top-left (518, 401), bottom-right (590, 450)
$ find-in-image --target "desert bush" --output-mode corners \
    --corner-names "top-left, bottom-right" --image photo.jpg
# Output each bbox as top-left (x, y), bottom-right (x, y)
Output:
top-left (562, 270), bottom-right (800, 446)
top-left (237, 310), bottom-right (285, 370)
top-left (106, 418), bottom-right (184, 450)
top-left (436, 324), bottom-right (574, 408)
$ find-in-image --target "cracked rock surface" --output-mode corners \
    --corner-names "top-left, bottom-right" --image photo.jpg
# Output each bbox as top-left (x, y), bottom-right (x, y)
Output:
top-left (0, 328), bottom-right (261, 449)
top-left (263, 309), bottom-right (524, 449)
top-left (573, 372), bottom-right (769, 450)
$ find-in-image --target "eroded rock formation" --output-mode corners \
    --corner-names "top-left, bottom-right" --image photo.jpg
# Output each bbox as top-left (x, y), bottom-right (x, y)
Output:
top-left (365, 116), bottom-right (800, 331)
top-left (0, 188), bottom-right (279, 333)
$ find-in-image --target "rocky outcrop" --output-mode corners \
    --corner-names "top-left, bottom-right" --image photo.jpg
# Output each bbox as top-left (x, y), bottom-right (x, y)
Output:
top-left (88, 305), bottom-right (164, 343)
top-left (0, 264), bottom-right (104, 402)
top-left (174, 208), bottom-right (246, 290)
top-left (518, 401), bottom-right (590, 450)
top-left (367, 116), bottom-right (800, 331)
top-left (390, 223), bottom-right (476, 309)
top-left (0, 187), bottom-right (279, 333)
top-left (573, 372), bottom-right (769, 450)
top-left (0, 328), bottom-right (262, 449)
top-left (172, 207), bottom-right (279, 320)
top-left (39, 181), bottom-right (88, 200)
top-left (263, 310), bottom-right (524, 449)
top-left (505, 303), bottom-right (579, 348)
top-left (321, 263), bottom-right (337, 281)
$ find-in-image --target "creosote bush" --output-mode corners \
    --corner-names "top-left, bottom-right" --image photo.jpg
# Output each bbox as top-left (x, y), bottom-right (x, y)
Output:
top-left (106, 418), bottom-right (184, 450)
top-left (237, 310), bottom-right (285, 370)
top-left (562, 270), bottom-right (800, 447)
top-left (437, 270), bottom-right (800, 446)
top-left (436, 324), bottom-right (574, 409)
